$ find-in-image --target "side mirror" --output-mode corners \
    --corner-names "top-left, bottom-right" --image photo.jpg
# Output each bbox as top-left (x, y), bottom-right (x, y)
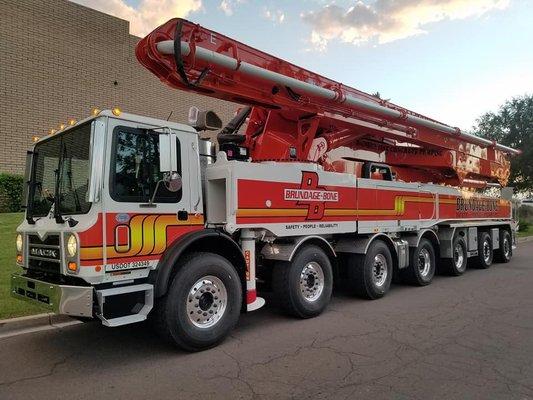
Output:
top-left (88, 120), bottom-right (105, 202)
top-left (188, 106), bottom-right (222, 131)
top-left (165, 172), bottom-right (182, 192)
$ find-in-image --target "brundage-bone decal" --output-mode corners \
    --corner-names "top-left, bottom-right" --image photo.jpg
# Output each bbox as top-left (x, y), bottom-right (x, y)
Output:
top-left (456, 197), bottom-right (499, 213)
top-left (283, 171), bottom-right (339, 220)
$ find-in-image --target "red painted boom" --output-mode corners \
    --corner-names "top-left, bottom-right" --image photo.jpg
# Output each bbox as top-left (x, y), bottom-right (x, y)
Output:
top-left (136, 18), bottom-right (518, 188)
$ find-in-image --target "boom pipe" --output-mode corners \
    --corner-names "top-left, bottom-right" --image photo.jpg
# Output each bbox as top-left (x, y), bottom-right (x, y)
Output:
top-left (156, 40), bottom-right (519, 156)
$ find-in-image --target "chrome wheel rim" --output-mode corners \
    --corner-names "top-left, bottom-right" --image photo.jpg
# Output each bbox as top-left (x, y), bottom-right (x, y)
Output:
top-left (483, 240), bottom-right (491, 263)
top-left (453, 243), bottom-right (465, 270)
top-left (186, 275), bottom-right (227, 329)
top-left (418, 248), bottom-right (431, 277)
top-left (372, 254), bottom-right (388, 287)
top-left (299, 262), bottom-right (324, 302)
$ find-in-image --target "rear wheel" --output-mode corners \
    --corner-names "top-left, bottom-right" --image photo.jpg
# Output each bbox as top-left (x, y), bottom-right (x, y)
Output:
top-left (475, 231), bottom-right (493, 269)
top-left (154, 252), bottom-right (242, 352)
top-left (348, 240), bottom-right (393, 300)
top-left (272, 245), bottom-right (333, 318)
top-left (495, 230), bottom-right (512, 263)
top-left (400, 238), bottom-right (436, 286)
top-left (440, 236), bottom-right (468, 276)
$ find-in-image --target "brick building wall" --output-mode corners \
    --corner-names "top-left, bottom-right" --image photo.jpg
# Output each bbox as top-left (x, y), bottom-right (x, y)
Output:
top-left (0, 0), bottom-right (237, 174)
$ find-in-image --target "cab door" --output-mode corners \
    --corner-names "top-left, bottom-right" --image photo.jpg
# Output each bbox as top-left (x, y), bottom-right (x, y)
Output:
top-left (101, 119), bottom-right (202, 278)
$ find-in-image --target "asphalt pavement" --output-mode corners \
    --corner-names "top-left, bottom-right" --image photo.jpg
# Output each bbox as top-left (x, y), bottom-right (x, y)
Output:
top-left (1, 243), bottom-right (533, 400)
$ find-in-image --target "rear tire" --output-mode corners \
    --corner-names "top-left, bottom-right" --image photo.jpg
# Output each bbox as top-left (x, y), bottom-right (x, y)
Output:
top-left (495, 230), bottom-right (512, 263)
top-left (348, 240), bottom-right (393, 300)
top-left (154, 252), bottom-right (242, 352)
top-left (272, 245), bottom-right (333, 318)
top-left (475, 231), bottom-right (493, 269)
top-left (400, 238), bottom-right (435, 286)
top-left (439, 236), bottom-right (468, 276)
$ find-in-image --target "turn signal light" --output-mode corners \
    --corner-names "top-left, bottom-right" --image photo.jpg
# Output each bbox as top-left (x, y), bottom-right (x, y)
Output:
top-left (91, 107), bottom-right (101, 116)
top-left (68, 118), bottom-right (77, 126)
top-left (16, 254), bottom-right (23, 264)
top-left (67, 262), bottom-right (77, 272)
top-left (112, 107), bottom-right (122, 116)
top-left (32, 136), bottom-right (40, 142)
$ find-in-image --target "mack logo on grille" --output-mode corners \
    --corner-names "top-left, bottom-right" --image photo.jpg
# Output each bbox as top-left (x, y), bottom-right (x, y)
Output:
top-left (30, 247), bottom-right (58, 259)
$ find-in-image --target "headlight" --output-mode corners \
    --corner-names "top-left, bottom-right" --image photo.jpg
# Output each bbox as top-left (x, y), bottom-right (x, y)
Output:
top-left (16, 234), bottom-right (23, 252)
top-left (67, 234), bottom-right (78, 257)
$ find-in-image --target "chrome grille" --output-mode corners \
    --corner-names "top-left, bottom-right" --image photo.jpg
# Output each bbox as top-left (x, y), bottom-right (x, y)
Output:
top-left (27, 234), bottom-right (61, 275)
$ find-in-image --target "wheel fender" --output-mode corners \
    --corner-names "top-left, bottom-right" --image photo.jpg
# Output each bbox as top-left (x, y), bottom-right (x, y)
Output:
top-left (335, 233), bottom-right (396, 255)
top-left (261, 235), bottom-right (336, 262)
top-left (403, 229), bottom-right (439, 249)
top-left (150, 229), bottom-right (246, 298)
top-left (336, 233), bottom-right (401, 271)
top-left (437, 227), bottom-right (469, 259)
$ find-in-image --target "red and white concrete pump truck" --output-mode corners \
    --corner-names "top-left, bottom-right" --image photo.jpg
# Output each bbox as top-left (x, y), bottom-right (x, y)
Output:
top-left (12, 19), bottom-right (520, 351)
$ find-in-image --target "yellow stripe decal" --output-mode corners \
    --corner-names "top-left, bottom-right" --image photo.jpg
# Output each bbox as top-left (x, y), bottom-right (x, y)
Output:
top-left (80, 214), bottom-right (204, 261)
top-left (237, 195), bottom-right (440, 218)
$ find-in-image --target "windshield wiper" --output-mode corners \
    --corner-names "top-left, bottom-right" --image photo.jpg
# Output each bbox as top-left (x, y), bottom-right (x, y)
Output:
top-left (66, 156), bottom-right (82, 212)
top-left (65, 153), bottom-right (80, 227)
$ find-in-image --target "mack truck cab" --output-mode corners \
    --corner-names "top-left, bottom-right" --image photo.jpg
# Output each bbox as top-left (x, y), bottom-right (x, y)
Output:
top-left (12, 109), bottom-right (251, 348)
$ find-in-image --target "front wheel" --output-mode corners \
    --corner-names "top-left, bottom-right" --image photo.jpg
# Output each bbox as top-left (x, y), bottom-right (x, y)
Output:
top-left (154, 252), bottom-right (242, 352)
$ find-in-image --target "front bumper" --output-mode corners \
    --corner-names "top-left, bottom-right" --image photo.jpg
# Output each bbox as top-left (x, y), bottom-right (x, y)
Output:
top-left (11, 273), bottom-right (93, 318)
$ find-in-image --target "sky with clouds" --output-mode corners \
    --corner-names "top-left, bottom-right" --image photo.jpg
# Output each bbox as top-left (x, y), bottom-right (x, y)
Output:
top-left (71, 0), bottom-right (533, 130)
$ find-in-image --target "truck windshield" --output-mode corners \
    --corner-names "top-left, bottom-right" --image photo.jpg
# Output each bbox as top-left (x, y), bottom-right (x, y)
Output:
top-left (29, 123), bottom-right (92, 218)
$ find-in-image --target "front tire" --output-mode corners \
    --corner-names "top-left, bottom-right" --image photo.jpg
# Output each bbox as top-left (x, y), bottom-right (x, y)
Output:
top-left (272, 245), bottom-right (333, 318)
top-left (400, 238), bottom-right (436, 286)
top-left (348, 240), bottom-right (393, 299)
top-left (154, 252), bottom-right (242, 352)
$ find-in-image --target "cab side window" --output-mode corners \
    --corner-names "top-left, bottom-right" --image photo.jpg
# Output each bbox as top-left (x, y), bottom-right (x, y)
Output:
top-left (111, 127), bottom-right (182, 203)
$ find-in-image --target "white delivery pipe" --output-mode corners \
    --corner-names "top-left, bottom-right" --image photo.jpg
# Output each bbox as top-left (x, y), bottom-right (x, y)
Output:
top-left (156, 40), bottom-right (520, 155)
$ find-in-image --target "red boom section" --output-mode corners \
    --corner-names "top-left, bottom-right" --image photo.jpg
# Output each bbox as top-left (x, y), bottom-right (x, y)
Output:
top-left (136, 18), bottom-right (518, 188)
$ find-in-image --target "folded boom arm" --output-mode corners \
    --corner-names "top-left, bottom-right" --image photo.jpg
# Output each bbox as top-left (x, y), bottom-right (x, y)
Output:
top-left (136, 18), bottom-right (518, 187)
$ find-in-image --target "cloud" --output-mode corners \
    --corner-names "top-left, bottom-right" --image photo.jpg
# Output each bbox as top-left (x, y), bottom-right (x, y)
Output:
top-left (218, 0), bottom-right (246, 16)
top-left (71, 0), bottom-right (202, 37)
top-left (263, 7), bottom-right (286, 24)
top-left (302, 0), bottom-right (510, 50)
top-left (219, 0), bottom-right (234, 15)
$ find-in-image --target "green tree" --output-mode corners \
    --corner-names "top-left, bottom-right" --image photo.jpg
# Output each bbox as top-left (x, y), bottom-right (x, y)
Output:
top-left (474, 95), bottom-right (533, 193)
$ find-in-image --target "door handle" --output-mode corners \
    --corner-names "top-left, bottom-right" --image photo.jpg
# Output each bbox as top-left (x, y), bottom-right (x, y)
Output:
top-left (177, 210), bottom-right (189, 221)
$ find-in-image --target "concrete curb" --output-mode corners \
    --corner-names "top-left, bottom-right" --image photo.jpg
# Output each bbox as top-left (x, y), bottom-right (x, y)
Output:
top-left (0, 313), bottom-right (82, 340)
